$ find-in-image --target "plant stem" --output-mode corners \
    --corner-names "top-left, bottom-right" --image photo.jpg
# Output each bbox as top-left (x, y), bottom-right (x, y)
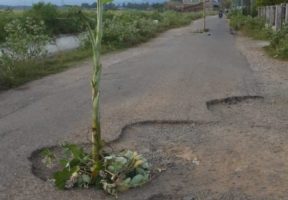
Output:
top-left (91, 0), bottom-right (103, 165)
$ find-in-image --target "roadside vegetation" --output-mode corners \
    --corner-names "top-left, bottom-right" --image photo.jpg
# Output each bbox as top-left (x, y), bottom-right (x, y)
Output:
top-left (229, 11), bottom-right (272, 40)
top-left (0, 3), bottom-right (202, 90)
top-left (267, 25), bottom-right (288, 59)
top-left (229, 11), bottom-right (288, 60)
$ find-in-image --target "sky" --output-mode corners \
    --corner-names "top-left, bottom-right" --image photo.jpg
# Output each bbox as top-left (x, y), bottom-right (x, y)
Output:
top-left (0, 0), bottom-right (166, 6)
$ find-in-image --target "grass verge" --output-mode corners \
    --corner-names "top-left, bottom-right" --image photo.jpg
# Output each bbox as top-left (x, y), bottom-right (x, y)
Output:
top-left (0, 48), bottom-right (91, 90)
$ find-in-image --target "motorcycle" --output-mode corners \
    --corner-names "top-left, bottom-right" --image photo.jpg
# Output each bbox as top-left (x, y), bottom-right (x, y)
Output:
top-left (219, 11), bottom-right (223, 18)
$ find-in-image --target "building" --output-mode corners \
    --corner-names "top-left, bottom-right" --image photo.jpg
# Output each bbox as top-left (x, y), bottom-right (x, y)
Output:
top-left (166, 0), bottom-right (219, 12)
top-left (232, 0), bottom-right (255, 10)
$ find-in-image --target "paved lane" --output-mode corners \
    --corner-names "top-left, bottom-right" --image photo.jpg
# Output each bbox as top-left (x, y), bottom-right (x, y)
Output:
top-left (0, 16), bottom-right (258, 199)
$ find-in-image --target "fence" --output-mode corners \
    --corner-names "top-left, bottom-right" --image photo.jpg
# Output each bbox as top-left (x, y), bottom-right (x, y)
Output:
top-left (258, 4), bottom-right (288, 31)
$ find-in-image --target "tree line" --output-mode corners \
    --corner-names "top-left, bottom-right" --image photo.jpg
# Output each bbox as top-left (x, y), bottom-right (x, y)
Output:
top-left (81, 2), bottom-right (165, 10)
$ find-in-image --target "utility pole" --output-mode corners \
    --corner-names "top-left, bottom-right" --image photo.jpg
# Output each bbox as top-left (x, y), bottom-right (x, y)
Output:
top-left (250, 0), bottom-right (255, 15)
top-left (203, 0), bottom-right (206, 31)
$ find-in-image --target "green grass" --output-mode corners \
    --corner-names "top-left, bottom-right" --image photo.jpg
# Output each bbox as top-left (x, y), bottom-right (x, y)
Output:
top-left (263, 46), bottom-right (288, 60)
top-left (266, 25), bottom-right (288, 59)
top-left (0, 48), bottom-right (91, 89)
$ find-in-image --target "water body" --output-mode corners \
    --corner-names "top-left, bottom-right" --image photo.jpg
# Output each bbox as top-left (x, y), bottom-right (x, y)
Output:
top-left (0, 35), bottom-right (82, 57)
top-left (46, 35), bottom-right (81, 54)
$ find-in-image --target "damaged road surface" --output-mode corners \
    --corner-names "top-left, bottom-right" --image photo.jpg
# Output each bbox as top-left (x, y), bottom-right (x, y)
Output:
top-left (1, 16), bottom-right (286, 200)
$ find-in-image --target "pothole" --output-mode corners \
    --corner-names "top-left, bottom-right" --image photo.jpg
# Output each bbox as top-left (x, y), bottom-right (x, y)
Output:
top-left (206, 95), bottom-right (264, 110)
top-left (30, 117), bottom-right (288, 199)
top-left (206, 95), bottom-right (288, 129)
top-left (29, 120), bottom-right (208, 182)
top-left (29, 144), bottom-right (88, 181)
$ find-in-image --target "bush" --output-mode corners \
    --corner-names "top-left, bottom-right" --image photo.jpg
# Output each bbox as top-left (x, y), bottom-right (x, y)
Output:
top-left (0, 59), bottom-right (37, 89)
top-left (0, 17), bottom-right (50, 88)
top-left (2, 17), bottom-right (50, 61)
top-left (81, 10), bottom-right (202, 50)
top-left (103, 13), bottom-right (139, 47)
top-left (229, 13), bottom-right (272, 40)
top-left (0, 10), bottom-right (17, 42)
top-left (102, 11), bottom-right (158, 48)
top-left (24, 2), bottom-right (58, 35)
top-left (55, 7), bottom-right (87, 34)
top-left (268, 25), bottom-right (288, 58)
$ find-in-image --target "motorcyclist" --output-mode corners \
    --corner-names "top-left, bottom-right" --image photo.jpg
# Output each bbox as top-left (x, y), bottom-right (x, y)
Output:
top-left (219, 9), bottom-right (223, 18)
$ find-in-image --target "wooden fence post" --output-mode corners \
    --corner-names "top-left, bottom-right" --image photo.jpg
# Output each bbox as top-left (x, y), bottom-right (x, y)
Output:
top-left (265, 6), bottom-right (270, 24)
top-left (275, 5), bottom-right (282, 30)
top-left (263, 7), bottom-right (266, 19)
top-left (285, 4), bottom-right (288, 24)
top-left (264, 6), bottom-right (269, 24)
top-left (268, 6), bottom-right (275, 26)
top-left (268, 6), bottom-right (271, 25)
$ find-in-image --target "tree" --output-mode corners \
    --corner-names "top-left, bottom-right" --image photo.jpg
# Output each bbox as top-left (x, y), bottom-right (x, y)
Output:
top-left (151, 3), bottom-right (165, 11)
top-left (24, 2), bottom-right (58, 34)
top-left (222, 0), bottom-right (232, 8)
top-left (0, 17), bottom-right (50, 88)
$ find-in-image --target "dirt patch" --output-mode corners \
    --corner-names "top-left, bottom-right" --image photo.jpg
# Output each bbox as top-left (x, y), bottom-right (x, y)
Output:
top-left (236, 36), bottom-right (288, 97)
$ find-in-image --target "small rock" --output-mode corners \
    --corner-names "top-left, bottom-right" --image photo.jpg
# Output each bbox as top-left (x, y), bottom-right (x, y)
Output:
top-left (192, 158), bottom-right (200, 166)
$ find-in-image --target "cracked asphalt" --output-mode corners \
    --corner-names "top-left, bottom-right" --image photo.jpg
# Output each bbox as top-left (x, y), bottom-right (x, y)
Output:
top-left (0, 16), bottom-right (260, 199)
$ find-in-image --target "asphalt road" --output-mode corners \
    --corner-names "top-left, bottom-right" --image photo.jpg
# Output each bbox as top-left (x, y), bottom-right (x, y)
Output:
top-left (0, 16), bottom-right (259, 199)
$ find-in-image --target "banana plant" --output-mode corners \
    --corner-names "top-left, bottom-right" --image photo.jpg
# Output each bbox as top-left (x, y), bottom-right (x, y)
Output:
top-left (87, 0), bottom-right (112, 176)
top-left (42, 2), bottom-right (151, 193)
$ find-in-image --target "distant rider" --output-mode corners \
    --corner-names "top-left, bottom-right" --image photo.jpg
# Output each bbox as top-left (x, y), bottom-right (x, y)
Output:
top-left (219, 10), bottom-right (223, 18)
